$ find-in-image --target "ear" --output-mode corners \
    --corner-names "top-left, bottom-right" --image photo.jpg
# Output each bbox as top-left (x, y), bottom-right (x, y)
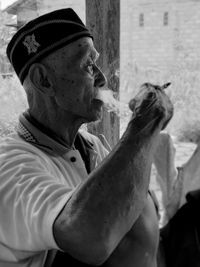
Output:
top-left (28, 63), bottom-right (55, 96)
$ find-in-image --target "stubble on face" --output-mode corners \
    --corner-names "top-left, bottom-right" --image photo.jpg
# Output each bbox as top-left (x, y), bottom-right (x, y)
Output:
top-left (42, 38), bottom-right (104, 123)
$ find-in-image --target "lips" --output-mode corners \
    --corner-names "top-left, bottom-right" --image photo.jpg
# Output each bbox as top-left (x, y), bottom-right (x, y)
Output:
top-left (92, 97), bottom-right (104, 105)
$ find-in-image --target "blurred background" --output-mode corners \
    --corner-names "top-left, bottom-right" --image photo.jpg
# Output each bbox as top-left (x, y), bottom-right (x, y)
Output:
top-left (1, 0), bottom-right (200, 143)
top-left (1, 0), bottom-right (200, 224)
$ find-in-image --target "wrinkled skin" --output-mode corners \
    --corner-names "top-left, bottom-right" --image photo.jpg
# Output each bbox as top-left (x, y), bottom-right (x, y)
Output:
top-left (129, 82), bottom-right (173, 134)
top-left (52, 82), bottom-right (174, 267)
top-left (100, 83), bottom-right (173, 267)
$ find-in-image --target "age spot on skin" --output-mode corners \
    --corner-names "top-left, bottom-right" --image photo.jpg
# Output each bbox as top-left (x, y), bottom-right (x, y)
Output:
top-left (61, 77), bottom-right (66, 82)
top-left (61, 78), bottom-right (75, 84)
top-left (61, 50), bottom-right (68, 57)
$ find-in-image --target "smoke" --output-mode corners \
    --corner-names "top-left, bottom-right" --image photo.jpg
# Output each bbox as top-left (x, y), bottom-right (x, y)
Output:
top-left (96, 88), bottom-right (129, 116)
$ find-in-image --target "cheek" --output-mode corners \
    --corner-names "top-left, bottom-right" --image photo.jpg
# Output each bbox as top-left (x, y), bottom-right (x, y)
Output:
top-left (58, 77), bottom-right (78, 96)
top-left (60, 76), bottom-right (75, 88)
top-left (56, 72), bottom-right (93, 105)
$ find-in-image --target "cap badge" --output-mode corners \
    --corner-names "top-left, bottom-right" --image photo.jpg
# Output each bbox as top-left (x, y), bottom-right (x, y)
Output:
top-left (23, 34), bottom-right (40, 54)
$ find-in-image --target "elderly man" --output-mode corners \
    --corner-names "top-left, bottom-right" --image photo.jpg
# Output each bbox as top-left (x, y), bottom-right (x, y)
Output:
top-left (0, 8), bottom-right (173, 267)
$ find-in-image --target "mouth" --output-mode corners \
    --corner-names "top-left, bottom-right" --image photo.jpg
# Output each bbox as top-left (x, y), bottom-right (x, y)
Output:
top-left (93, 98), bottom-right (104, 105)
top-left (93, 91), bottom-right (104, 104)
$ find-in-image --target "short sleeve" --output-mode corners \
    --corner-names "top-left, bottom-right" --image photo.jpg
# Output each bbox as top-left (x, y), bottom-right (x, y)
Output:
top-left (0, 140), bottom-right (74, 252)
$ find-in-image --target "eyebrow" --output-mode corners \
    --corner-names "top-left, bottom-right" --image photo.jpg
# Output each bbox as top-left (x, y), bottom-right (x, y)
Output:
top-left (83, 48), bottom-right (99, 64)
top-left (70, 42), bottom-right (100, 66)
top-left (79, 42), bottom-right (99, 59)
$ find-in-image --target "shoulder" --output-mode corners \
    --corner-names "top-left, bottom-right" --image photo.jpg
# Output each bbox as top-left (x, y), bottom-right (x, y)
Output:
top-left (0, 134), bottom-right (33, 154)
top-left (0, 134), bottom-right (51, 168)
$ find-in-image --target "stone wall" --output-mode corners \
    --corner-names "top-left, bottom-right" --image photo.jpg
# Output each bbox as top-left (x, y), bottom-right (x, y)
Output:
top-left (174, 1), bottom-right (200, 64)
top-left (3, 0), bottom-right (200, 80)
top-left (121, 0), bottom-right (200, 73)
top-left (36, 0), bottom-right (85, 21)
top-left (15, 0), bottom-right (86, 25)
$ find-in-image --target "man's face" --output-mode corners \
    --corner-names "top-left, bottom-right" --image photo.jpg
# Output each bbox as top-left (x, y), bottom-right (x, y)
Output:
top-left (46, 37), bottom-right (107, 123)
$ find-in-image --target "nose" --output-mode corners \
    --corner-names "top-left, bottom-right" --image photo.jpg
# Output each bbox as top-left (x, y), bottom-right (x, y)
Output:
top-left (94, 67), bottom-right (107, 88)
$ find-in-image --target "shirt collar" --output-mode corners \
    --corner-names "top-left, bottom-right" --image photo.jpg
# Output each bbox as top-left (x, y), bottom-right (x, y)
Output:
top-left (17, 113), bottom-right (76, 156)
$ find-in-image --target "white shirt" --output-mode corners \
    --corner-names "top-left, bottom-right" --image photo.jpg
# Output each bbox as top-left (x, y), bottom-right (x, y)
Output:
top-left (0, 114), bottom-right (109, 267)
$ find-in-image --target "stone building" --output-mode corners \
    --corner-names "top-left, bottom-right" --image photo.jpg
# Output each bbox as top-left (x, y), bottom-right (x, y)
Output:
top-left (2, 0), bottom-right (200, 81)
top-left (0, 0), bottom-right (86, 75)
top-left (2, 0), bottom-right (200, 222)
top-left (1, 0), bottom-right (85, 26)
top-left (121, 0), bottom-right (200, 76)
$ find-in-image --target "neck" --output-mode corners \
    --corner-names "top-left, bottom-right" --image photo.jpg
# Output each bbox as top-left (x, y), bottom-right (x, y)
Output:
top-left (27, 109), bottom-right (85, 148)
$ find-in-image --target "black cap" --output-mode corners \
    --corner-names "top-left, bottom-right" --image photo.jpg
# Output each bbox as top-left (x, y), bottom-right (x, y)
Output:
top-left (6, 8), bottom-right (93, 84)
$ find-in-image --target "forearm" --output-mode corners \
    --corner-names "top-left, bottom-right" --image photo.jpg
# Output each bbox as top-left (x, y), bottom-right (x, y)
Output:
top-left (54, 116), bottom-right (162, 261)
top-left (53, 83), bottom-right (173, 264)
top-left (82, 119), bottom-right (161, 226)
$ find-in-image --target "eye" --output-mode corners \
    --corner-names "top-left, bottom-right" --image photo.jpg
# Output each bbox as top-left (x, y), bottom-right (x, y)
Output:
top-left (86, 62), bottom-right (95, 75)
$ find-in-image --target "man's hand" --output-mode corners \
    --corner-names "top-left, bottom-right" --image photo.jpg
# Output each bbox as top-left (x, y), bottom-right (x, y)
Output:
top-left (128, 82), bottom-right (174, 134)
top-left (53, 83), bottom-right (174, 265)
